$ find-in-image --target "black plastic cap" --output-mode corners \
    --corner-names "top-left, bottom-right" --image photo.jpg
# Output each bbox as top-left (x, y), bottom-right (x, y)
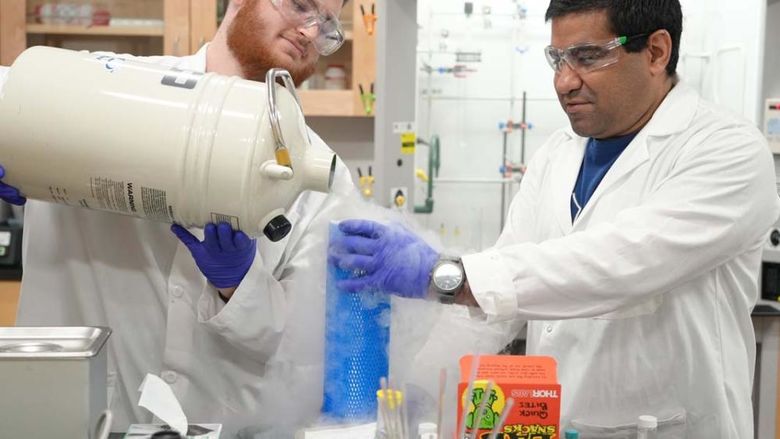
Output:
top-left (263, 215), bottom-right (292, 242)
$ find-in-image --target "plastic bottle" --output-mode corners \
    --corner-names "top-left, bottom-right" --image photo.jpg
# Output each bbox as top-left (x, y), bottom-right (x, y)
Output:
top-left (637, 415), bottom-right (658, 439)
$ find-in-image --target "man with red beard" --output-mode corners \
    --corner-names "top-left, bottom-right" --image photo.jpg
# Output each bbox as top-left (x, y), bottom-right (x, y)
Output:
top-left (0, 0), bottom-right (353, 436)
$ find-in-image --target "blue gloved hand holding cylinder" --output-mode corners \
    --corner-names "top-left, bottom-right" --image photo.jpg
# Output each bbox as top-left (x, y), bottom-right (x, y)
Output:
top-left (171, 222), bottom-right (257, 289)
top-left (0, 165), bottom-right (27, 205)
top-left (328, 219), bottom-right (439, 299)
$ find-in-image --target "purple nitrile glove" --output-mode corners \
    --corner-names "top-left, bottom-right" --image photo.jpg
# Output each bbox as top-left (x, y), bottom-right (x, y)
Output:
top-left (328, 220), bottom-right (439, 299)
top-left (0, 165), bottom-right (26, 206)
top-left (171, 222), bottom-right (257, 289)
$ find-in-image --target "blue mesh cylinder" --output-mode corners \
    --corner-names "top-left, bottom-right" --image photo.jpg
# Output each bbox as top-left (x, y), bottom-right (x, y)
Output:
top-left (321, 222), bottom-right (391, 422)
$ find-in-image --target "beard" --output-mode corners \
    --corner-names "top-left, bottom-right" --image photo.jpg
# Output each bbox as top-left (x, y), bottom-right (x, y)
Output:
top-left (227, 0), bottom-right (317, 86)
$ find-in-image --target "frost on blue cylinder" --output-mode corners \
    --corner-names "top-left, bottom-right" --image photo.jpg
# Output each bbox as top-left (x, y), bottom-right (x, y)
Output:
top-left (321, 222), bottom-right (391, 422)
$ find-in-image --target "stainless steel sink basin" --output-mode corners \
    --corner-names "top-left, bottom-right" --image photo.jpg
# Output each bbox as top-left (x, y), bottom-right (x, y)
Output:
top-left (0, 326), bottom-right (109, 357)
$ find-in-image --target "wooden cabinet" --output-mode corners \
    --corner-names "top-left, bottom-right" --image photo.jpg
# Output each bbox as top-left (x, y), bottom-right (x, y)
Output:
top-left (0, 1), bottom-right (26, 65)
top-left (0, 0), bottom-right (374, 117)
top-left (188, 0), bottom-right (217, 55)
top-left (0, 281), bottom-right (20, 326)
top-left (298, 0), bottom-right (376, 117)
top-left (0, 0), bottom-right (216, 65)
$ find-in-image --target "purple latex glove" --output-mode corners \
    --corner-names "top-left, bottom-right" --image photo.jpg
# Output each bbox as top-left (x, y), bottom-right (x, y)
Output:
top-left (328, 220), bottom-right (439, 298)
top-left (0, 165), bottom-right (26, 206)
top-left (171, 222), bottom-right (257, 289)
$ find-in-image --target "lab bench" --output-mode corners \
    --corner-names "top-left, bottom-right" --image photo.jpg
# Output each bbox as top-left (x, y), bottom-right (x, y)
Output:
top-left (0, 290), bottom-right (778, 437)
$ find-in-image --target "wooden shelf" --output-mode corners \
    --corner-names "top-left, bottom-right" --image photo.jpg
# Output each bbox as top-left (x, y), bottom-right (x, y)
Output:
top-left (16, 11), bottom-right (352, 40)
top-left (295, 0), bottom-right (374, 118)
top-left (298, 89), bottom-right (372, 117)
top-left (26, 23), bottom-right (164, 37)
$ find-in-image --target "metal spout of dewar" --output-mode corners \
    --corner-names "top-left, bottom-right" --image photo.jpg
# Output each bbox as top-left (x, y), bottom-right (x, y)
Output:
top-left (303, 150), bottom-right (337, 193)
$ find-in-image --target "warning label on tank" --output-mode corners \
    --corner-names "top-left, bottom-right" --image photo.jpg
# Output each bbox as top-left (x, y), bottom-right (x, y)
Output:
top-left (90, 177), bottom-right (130, 213)
top-left (210, 213), bottom-right (240, 229)
top-left (141, 187), bottom-right (173, 222)
top-left (89, 177), bottom-right (174, 221)
top-left (47, 185), bottom-right (72, 205)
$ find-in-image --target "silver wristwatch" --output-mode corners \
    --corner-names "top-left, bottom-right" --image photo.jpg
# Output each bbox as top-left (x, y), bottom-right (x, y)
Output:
top-left (430, 257), bottom-right (465, 304)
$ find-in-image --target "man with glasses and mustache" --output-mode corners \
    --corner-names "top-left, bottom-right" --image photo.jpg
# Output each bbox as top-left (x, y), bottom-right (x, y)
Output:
top-left (0, 0), bottom-right (353, 436)
top-left (329, 0), bottom-right (779, 437)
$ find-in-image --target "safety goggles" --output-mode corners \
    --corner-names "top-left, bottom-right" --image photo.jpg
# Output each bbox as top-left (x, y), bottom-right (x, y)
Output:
top-left (544, 34), bottom-right (648, 74)
top-left (270, 0), bottom-right (345, 56)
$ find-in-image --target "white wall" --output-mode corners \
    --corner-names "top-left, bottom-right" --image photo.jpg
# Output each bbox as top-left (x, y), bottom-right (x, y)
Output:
top-left (414, 0), bottom-right (566, 251)
top-left (677, 0), bottom-right (767, 124)
top-left (764, 1), bottom-right (780, 102)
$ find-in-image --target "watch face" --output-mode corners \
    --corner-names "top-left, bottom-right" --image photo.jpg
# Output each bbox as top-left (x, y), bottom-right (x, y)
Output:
top-left (434, 261), bottom-right (463, 292)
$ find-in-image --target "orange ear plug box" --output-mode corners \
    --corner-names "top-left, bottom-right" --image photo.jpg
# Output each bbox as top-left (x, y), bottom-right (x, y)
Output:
top-left (456, 355), bottom-right (561, 439)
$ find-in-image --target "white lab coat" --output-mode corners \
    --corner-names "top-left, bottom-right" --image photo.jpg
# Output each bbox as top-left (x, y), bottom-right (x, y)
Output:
top-left (462, 83), bottom-right (780, 438)
top-left (2, 46), bottom-right (355, 437)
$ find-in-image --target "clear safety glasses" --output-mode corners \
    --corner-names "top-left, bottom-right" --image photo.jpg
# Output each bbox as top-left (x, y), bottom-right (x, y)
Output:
top-left (270, 0), bottom-right (345, 56)
top-left (544, 34), bottom-right (648, 74)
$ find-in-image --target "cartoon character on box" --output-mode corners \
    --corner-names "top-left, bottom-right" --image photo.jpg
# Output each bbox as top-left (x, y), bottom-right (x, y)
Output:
top-left (461, 381), bottom-right (558, 439)
top-left (457, 355), bottom-right (560, 439)
top-left (465, 382), bottom-right (502, 430)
